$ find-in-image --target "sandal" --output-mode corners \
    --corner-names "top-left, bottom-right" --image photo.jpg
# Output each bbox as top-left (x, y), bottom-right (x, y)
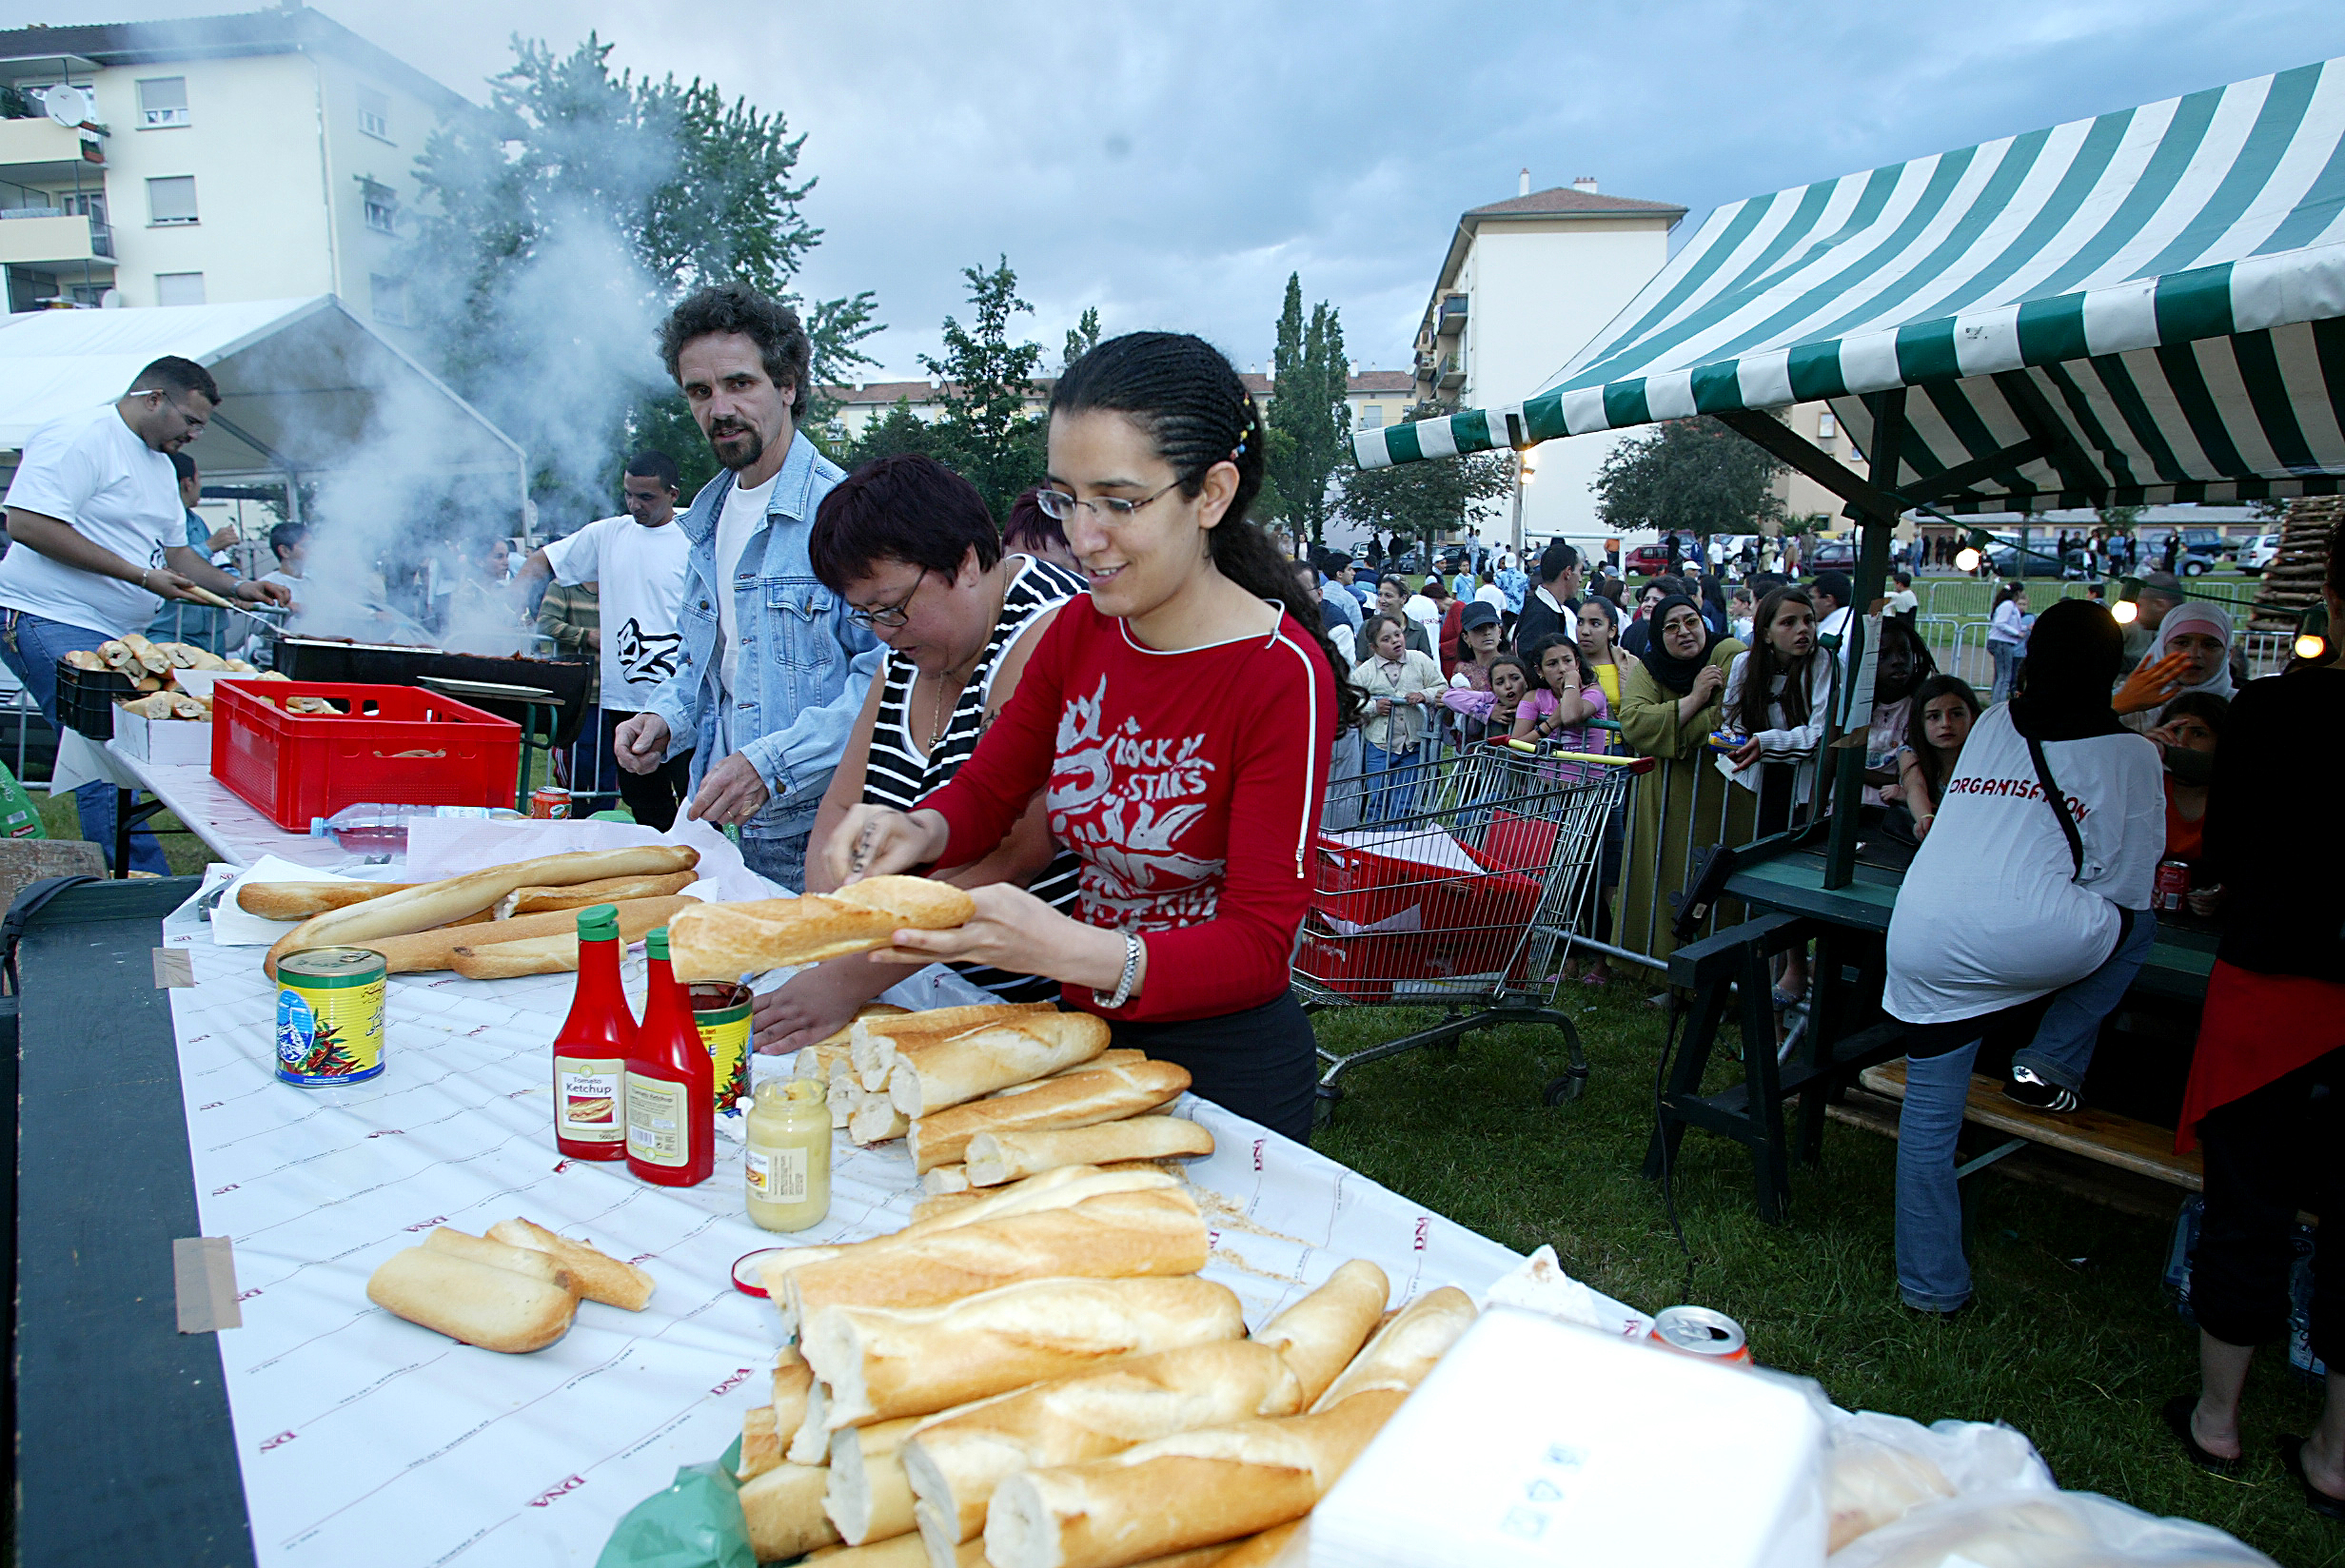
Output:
top-left (2279, 1435), bottom-right (2345, 1520)
top-left (2158, 1395), bottom-right (2240, 1475)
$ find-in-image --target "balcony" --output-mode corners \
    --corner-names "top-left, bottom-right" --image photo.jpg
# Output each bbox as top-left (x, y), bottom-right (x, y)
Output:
top-left (1436, 293), bottom-right (1468, 337)
top-left (1436, 353), bottom-right (1466, 391)
top-left (0, 117), bottom-right (105, 182)
top-left (0, 210), bottom-right (113, 266)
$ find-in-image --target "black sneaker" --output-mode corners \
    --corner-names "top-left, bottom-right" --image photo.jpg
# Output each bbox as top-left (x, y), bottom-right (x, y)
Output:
top-left (2003, 1067), bottom-right (2079, 1113)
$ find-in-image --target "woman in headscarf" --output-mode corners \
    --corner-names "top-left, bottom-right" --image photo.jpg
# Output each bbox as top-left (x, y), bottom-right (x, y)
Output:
top-left (2116, 598), bottom-right (2235, 734)
top-left (1881, 599), bottom-right (2165, 1314)
top-left (1615, 593), bottom-right (1751, 965)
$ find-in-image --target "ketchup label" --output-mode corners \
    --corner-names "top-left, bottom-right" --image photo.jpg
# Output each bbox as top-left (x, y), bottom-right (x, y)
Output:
top-left (625, 1074), bottom-right (688, 1166)
top-left (556, 1062), bottom-right (624, 1141)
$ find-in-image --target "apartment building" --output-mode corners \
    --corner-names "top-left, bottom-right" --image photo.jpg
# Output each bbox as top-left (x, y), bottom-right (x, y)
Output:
top-left (0, 4), bottom-right (464, 322)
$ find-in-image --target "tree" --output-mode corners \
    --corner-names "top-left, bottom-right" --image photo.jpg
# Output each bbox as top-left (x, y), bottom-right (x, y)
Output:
top-left (920, 257), bottom-right (1048, 519)
top-left (1267, 275), bottom-right (1350, 554)
top-left (841, 398), bottom-right (949, 467)
top-left (1061, 306), bottom-right (1102, 373)
top-left (404, 33), bottom-right (881, 515)
top-left (1592, 416), bottom-right (1788, 539)
top-left (1334, 402), bottom-right (1513, 556)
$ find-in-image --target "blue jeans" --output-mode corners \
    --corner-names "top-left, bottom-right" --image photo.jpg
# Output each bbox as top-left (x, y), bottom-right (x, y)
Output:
top-left (2012, 911), bottom-right (2156, 1092)
top-left (0, 608), bottom-right (168, 873)
top-left (1989, 640), bottom-right (2020, 704)
top-left (740, 832), bottom-right (808, 894)
top-left (1363, 742), bottom-right (1413, 822)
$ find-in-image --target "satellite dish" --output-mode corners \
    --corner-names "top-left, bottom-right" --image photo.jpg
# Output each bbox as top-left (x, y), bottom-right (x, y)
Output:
top-left (44, 84), bottom-right (91, 128)
top-left (100, 288), bottom-right (122, 309)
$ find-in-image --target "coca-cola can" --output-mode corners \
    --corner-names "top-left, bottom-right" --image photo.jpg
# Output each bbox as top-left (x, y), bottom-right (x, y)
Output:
top-left (2154, 859), bottom-right (2190, 913)
top-left (1647, 1304), bottom-right (1752, 1366)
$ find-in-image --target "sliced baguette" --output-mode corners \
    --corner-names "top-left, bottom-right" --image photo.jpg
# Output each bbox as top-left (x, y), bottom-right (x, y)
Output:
top-left (888, 1012), bottom-right (1111, 1117)
top-left (365, 1246), bottom-right (579, 1354)
top-left (909, 1060), bottom-right (1191, 1173)
top-left (483, 1217), bottom-right (656, 1311)
top-left (738, 1461), bottom-right (842, 1562)
top-left (420, 1225), bottom-right (570, 1287)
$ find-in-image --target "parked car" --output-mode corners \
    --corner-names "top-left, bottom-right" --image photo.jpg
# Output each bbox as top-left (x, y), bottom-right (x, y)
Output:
top-left (1984, 540), bottom-right (2084, 578)
top-left (2176, 526), bottom-right (2238, 560)
top-left (1806, 539), bottom-right (1857, 572)
top-left (2240, 532), bottom-right (2281, 575)
top-left (1623, 543), bottom-right (1672, 577)
top-left (2141, 529), bottom-right (2232, 573)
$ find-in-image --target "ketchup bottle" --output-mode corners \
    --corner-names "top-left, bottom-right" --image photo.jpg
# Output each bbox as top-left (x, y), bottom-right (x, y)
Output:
top-left (551, 904), bottom-right (636, 1161)
top-left (624, 927), bottom-right (714, 1187)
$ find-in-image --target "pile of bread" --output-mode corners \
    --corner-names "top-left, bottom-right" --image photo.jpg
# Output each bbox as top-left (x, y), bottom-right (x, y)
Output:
top-left (796, 1003), bottom-right (1216, 1194)
top-left (365, 1217), bottom-right (656, 1352)
top-left (63, 634), bottom-right (277, 720)
top-left (736, 1162), bottom-right (1474, 1568)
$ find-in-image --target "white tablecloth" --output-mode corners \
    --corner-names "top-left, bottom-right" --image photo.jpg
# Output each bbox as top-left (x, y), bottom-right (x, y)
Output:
top-left (52, 734), bottom-right (346, 870)
top-left (158, 885), bottom-right (1571, 1567)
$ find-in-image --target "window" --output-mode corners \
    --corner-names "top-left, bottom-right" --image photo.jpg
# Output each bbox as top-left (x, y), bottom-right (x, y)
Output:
top-left (357, 88), bottom-right (390, 142)
top-left (1816, 409), bottom-right (1838, 440)
top-left (146, 175), bottom-right (199, 225)
top-left (369, 273), bottom-right (407, 326)
top-left (1359, 403), bottom-right (1385, 429)
top-left (361, 180), bottom-right (398, 235)
top-left (137, 76), bottom-right (189, 128)
top-left (155, 271), bottom-right (206, 306)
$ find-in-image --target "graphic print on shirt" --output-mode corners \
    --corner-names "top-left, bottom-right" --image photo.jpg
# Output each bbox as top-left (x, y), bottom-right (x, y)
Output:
top-left (1048, 675), bottom-right (1226, 930)
top-left (614, 617), bottom-right (681, 686)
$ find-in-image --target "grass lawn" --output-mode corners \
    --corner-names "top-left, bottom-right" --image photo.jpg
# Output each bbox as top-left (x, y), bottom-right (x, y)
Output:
top-left (1311, 990), bottom-right (2339, 1566)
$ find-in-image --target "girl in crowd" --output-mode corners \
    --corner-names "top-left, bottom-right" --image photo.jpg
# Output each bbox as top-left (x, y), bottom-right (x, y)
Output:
top-left (2166, 528), bottom-right (2343, 1513)
top-left (1862, 617), bottom-right (1934, 808)
top-left (1617, 594), bottom-right (1752, 965)
top-left (1375, 575), bottom-right (1433, 659)
top-left (1350, 612), bottom-right (1445, 819)
top-left (829, 331), bottom-right (1355, 1142)
top-left (1513, 634), bottom-right (1606, 754)
top-left (1987, 581), bottom-right (2032, 704)
top-left (2117, 599), bottom-right (2234, 734)
top-left (1443, 651), bottom-right (1532, 737)
top-left (2149, 691), bottom-right (2227, 916)
top-left (1882, 600), bottom-right (2163, 1308)
top-left (1577, 597), bottom-right (1625, 714)
top-left (1701, 577), bottom-right (1732, 639)
top-left (1720, 587), bottom-right (1834, 833)
top-left (1884, 675), bottom-right (1981, 844)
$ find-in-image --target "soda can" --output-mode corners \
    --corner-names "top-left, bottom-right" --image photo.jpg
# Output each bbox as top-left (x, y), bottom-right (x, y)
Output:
top-left (1648, 1304), bottom-right (1752, 1366)
top-left (690, 981), bottom-right (753, 1115)
top-left (529, 786), bottom-right (571, 819)
top-left (2154, 859), bottom-right (2190, 913)
top-left (276, 946), bottom-right (387, 1086)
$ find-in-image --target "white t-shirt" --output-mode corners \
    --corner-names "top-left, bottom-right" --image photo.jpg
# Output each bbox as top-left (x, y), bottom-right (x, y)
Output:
top-left (1883, 705), bottom-right (2163, 1025)
top-left (0, 402), bottom-right (181, 637)
top-left (542, 514), bottom-right (693, 713)
top-left (712, 472), bottom-right (778, 709)
top-left (1403, 592), bottom-right (1441, 641)
top-left (1475, 582), bottom-right (1508, 615)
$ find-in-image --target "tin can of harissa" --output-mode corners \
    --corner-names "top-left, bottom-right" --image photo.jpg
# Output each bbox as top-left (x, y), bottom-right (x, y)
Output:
top-left (275, 946), bottom-right (388, 1086)
top-left (1647, 1304), bottom-right (1753, 1366)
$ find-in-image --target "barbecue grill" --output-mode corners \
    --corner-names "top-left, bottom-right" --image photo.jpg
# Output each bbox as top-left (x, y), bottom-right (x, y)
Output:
top-left (265, 636), bottom-right (595, 748)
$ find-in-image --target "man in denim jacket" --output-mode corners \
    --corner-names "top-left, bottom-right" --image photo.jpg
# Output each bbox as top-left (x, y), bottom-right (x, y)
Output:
top-left (615, 285), bottom-right (879, 890)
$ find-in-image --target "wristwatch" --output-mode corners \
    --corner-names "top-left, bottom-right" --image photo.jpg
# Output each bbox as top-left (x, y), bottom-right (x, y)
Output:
top-left (1094, 931), bottom-right (1142, 1009)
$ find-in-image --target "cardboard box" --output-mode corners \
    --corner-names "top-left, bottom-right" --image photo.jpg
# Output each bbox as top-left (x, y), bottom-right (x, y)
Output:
top-left (110, 706), bottom-right (214, 766)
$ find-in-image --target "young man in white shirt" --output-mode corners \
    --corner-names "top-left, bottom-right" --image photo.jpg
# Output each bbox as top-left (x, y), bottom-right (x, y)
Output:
top-left (0, 356), bottom-right (289, 871)
top-left (521, 451), bottom-right (695, 830)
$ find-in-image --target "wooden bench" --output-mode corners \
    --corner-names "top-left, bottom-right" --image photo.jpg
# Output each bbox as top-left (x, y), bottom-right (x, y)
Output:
top-left (1859, 1060), bottom-right (2204, 1191)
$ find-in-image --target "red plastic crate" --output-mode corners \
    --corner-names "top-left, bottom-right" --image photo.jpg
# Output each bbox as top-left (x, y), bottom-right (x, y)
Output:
top-left (209, 679), bottom-right (523, 831)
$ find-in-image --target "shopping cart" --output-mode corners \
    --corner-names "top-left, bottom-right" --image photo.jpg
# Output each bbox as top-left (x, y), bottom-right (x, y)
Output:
top-left (1300, 737), bottom-right (1651, 1121)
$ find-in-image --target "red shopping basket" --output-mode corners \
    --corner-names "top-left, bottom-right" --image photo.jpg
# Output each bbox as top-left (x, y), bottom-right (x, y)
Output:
top-left (210, 680), bottom-right (522, 830)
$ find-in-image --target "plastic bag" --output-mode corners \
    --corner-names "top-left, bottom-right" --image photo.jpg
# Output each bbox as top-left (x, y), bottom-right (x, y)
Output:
top-left (1824, 1410), bottom-right (2052, 1551)
top-left (596, 1436), bottom-right (756, 1568)
top-left (1826, 1486), bottom-right (2277, 1567)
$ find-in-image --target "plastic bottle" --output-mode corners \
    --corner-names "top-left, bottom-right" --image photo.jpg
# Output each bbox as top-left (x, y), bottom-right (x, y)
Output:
top-left (550, 904), bottom-right (637, 1161)
top-left (743, 1079), bottom-right (831, 1232)
top-left (624, 927), bottom-right (714, 1187)
top-left (307, 802), bottom-right (525, 855)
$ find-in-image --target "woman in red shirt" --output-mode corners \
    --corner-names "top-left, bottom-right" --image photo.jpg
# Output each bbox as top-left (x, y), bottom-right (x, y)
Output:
top-left (830, 332), bottom-right (1358, 1142)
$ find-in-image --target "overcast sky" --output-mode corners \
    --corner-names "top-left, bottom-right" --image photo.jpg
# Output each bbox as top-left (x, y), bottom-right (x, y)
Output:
top-left (31, 0), bottom-right (2345, 381)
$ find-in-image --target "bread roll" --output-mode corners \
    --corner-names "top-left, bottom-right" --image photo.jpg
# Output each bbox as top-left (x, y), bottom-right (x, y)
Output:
top-left (780, 1187), bottom-right (1210, 1337)
top-left (807, 1536), bottom-right (983, 1567)
top-left (966, 1117), bottom-right (1214, 1187)
top-left (1308, 1286), bottom-right (1474, 1413)
top-left (804, 1275), bottom-right (1246, 1431)
top-left (483, 1217), bottom-right (656, 1310)
top-left (738, 1462), bottom-right (842, 1562)
top-left (1248, 1262), bottom-right (1389, 1408)
top-left (901, 1340), bottom-right (1305, 1549)
top-left (119, 691), bottom-right (178, 717)
top-left (318, 894), bottom-right (692, 977)
top-left (910, 1060), bottom-right (1191, 1173)
top-left (983, 1390), bottom-right (1405, 1568)
top-left (1212, 1521), bottom-right (1305, 1568)
top-left (508, 870), bottom-right (699, 913)
top-left (889, 1012), bottom-right (1112, 1117)
top-left (739, 1406), bottom-right (784, 1480)
top-left (237, 880), bottom-right (412, 921)
top-left (420, 1225), bottom-right (570, 1286)
top-left (365, 1246), bottom-right (579, 1354)
top-left (849, 1091), bottom-right (911, 1147)
top-left (668, 876), bottom-right (975, 981)
top-left (825, 1415), bottom-right (922, 1544)
top-left (61, 649), bottom-right (108, 672)
top-left (121, 632), bottom-right (171, 673)
top-left (853, 1001), bottom-right (1063, 1090)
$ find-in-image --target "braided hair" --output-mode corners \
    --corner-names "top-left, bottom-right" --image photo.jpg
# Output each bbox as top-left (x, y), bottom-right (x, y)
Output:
top-left (1051, 331), bottom-right (1366, 734)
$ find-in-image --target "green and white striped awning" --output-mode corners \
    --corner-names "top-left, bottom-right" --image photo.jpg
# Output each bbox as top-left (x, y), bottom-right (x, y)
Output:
top-left (1356, 57), bottom-right (2345, 512)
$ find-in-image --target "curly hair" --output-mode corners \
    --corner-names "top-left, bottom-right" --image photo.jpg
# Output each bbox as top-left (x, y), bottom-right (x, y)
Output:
top-left (658, 284), bottom-right (812, 421)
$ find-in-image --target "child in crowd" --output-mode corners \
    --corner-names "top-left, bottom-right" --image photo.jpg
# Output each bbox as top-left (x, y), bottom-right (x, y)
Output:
top-left (1728, 585), bottom-right (1757, 643)
top-left (1987, 581), bottom-right (2033, 703)
top-left (1444, 652), bottom-right (1533, 739)
top-left (1577, 598), bottom-right (1625, 713)
top-left (1721, 587), bottom-right (1835, 830)
top-left (1514, 634), bottom-right (1606, 752)
top-left (2149, 690), bottom-right (2227, 914)
top-left (1350, 612), bottom-right (1445, 819)
top-left (1886, 675), bottom-right (1981, 844)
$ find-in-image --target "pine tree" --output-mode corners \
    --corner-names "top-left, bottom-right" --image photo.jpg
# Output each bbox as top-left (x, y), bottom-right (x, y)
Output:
top-left (1268, 275), bottom-right (1351, 553)
top-left (921, 258), bottom-right (1048, 519)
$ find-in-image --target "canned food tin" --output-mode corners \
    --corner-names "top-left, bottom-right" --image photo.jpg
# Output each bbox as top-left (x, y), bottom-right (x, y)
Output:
top-left (1647, 1304), bottom-right (1752, 1366)
top-left (2154, 858), bottom-right (2190, 913)
top-left (529, 786), bottom-right (571, 820)
top-left (275, 946), bottom-right (387, 1086)
top-left (690, 981), bottom-right (753, 1114)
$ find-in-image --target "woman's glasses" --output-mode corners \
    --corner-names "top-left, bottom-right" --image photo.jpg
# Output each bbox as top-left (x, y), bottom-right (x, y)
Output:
top-left (1033, 480), bottom-right (1180, 522)
top-left (845, 571), bottom-right (931, 628)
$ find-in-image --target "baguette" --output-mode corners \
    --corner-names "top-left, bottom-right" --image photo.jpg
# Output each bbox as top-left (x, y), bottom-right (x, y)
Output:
top-left (776, 1343), bottom-right (816, 1435)
top-left (261, 845), bottom-right (700, 977)
top-left (61, 649), bottom-right (108, 672)
top-left (852, 1002), bottom-right (1061, 1090)
top-left (965, 1117), bottom-right (1213, 1187)
top-left (923, 1165), bottom-right (972, 1196)
top-left (121, 632), bottom-right (171, 673)
top-left (335, 894), bottom-right (693, 977)
top-left (365, 1246), bottom-right (579, 1354)
top-left (739, 1462), bottom-right (842, 1562)
top-left (797, 1041), bottom-right (854, 1082)
top-left (1248, 1262), bottom-right (1389, 1408)
top-left (1213, 1520), bottom-right (1306, 1568)
top-left (828, 1073), bottom-right (859, 1130)
top-left (910, 1060), bottom-right (1192, 1173)
top-left (901, 1340), bottom-right (1306, 1550)
top-left (987, 1049), bottom-right (1149, 1096)
top-left (237, 880), bottom-right (412, 921)
top-left (825, 1415), bottom-right (922, 1544)
top-left (848, 1091), bottom-right (911, 1147)
top-left (790, 1378), bottom-right (837, 1466)
top-left (667, 876), bottom-right (975, 981)
top-left (910, 1191), bottom-right (981, 1225)
top-left (808, 1537), bottom-right (984, 1567)
top-left (983, 1390), bottom-right (1405, 1568)
top-left (1308, 1286), bottom-right (1475, 1413)
top-left (420, 1225), bottom-right (570, 1287)
top-left (802, 1275), bottom-right (1246, 1430)
top-left (740, 1406), bottom-right (784, 1480)
top-left (889, 1012), bottom-right (1112, 1117)
top-left (119, 691), bottom-right (179, 718)
top-left (483, 1217), bottom-right (656, 1310)
top-left (780, 1187), bottom-right (1210, 1337)
top-left (507, 870), bottom-right (698, 914)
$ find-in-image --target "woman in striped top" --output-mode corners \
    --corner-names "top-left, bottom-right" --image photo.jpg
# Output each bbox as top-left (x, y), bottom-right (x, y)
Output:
top-left (747, 453), bottom-right (1084, 1052)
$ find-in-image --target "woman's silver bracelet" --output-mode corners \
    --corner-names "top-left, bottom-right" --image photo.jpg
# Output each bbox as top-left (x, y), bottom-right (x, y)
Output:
top-left (1093, 931), bottom-right (1142, 1010)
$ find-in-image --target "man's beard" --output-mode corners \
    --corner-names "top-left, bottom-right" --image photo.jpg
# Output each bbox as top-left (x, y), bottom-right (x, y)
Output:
top-left (709, 421), bottom-right (766, 472)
